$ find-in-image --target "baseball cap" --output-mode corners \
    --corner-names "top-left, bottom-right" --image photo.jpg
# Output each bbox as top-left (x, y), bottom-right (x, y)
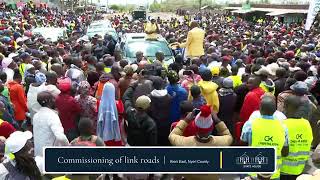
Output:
top-left (135, 95), bottom-right (151, 110)
top-left (5, 131), bottom-right (32, 158)
top-left (211, 66), bottom-right (220, 76)
top-left (2, 58), bottom-right (13, 68)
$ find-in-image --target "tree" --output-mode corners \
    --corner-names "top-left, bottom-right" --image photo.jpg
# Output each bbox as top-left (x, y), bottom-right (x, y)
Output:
top-left (110, 4), bottom-right (120, 11)
top-left (150, 0), bottom-right (161, 12)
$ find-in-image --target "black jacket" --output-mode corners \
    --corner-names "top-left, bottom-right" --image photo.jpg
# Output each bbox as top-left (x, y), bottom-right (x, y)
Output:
top-left (123, 86), bottom-right (157, 146)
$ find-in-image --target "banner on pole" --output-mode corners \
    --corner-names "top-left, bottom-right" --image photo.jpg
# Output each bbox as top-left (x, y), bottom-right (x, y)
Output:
top-left (305, 0), bottom-right (320, 30)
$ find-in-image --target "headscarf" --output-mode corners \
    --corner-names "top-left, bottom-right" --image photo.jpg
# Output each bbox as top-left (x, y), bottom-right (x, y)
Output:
top-left (35, 72), bottom-right (46, 84)
top-left (78, 81), bottom-right (90, 96)
top-left (97, 83), bottom-right (121, 142)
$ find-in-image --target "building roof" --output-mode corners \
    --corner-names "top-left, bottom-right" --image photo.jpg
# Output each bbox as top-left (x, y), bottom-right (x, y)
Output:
top-left (227, 7), bottom-right (308, 15)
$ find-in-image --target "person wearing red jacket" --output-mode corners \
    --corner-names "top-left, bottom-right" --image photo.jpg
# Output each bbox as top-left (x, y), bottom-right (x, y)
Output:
top-left (7, 69), bottom-right (28, 129)
top-left (239, 75), bottom-right (265, 123)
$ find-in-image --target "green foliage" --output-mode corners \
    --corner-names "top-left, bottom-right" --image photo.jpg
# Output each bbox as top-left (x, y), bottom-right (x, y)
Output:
top-left (150, 1), bottom-right (162, 12)
top-left (110, 4), bottom-right (120, 11)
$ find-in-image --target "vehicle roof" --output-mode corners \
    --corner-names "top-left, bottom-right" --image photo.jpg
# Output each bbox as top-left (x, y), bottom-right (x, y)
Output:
top-left (124, 33), bottom-right (167, 42)
top-left (90, 20), bottom-right (112, 26)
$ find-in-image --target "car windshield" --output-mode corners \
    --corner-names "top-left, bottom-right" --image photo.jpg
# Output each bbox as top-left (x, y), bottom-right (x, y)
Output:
top-left (126, 41), bottom-right (172, 58)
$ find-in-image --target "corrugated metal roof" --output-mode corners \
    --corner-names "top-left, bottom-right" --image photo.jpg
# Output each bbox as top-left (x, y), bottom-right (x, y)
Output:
top-left (231, 9), bottom-right (256, 14)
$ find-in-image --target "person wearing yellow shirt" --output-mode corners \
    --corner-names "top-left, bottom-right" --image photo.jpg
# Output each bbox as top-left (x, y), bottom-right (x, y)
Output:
top-left (228, 66), bottom-right (242, 88)
top-left (144, 18), bottom-right (159, 40)
top-left (179, 21), bottom-right (205, 59)
top-left (281, 96), bottom-right (313, 179)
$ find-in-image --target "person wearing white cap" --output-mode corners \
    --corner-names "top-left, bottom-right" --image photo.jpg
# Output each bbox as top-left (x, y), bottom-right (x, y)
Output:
top-left (0, 131), bottom-right (42, 179)
top-left (2, 57), bottom-right (17, 83)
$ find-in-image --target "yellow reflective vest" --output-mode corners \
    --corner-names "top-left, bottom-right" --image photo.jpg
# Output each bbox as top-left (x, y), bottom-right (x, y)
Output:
top-left (281, 118), bottom-right (313, 175)
top-left (252, 118), bottom-right (285, 179)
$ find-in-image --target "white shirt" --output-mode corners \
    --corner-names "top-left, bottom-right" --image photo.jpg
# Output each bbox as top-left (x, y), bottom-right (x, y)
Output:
top-left (3, 68), bottom-right (14, 83)
top-left (248, 110), bottom-right (287, 122)
top-left (33, 107), bottom-right (69, 157)
top-left (27, 83), bottom-right (46, 119)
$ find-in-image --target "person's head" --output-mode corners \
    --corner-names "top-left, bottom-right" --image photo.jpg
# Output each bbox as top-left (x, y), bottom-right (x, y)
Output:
top-left (195, 105), bottom-right (214, 138)
top-left (50, 63), bottom-right (64, 77)
top-left (155, 51), bottom-right (165, 62)
top-left (190, 21), bottom-right (199, 29)
top-left (111, 65), bottom-right (124, 81)
top-left (0, 71), bottom-right (7, 84)
top-left (87, 56), bottom-right (97, 65)
top-left (78, 118), bottom-right (93, 136)
top-left (293, 70), bottom-right (308, 81)
top-left (20, 52), bottom-right (31, 64)
top-left (276, 67), bottom-right (286, 79)
top-left (37, 91), bottom-right (55, 109)
top-left (72, 58), bottom-right (82, 68)
top-left (180, 100), bottom-right (193, 118)
top-left (151, 18), bottom-right (156, 24)
top-left (135, 95), bottom-right (151, 112)
top-left (95, 62), bottom-right (105, 73)
top-left (5, 131), bottom-right (41, 179)
top-left (201, 69), bottom-right (212, 81)
top-left (219, 67), bottom-right (230, 77)
top-left (290, 81), bottom-right (309, 96)
top-left (119, 60), bottom-right (128, 69)
top-left (78, 81), bottom-right (91, 96)
top-left (222, 78), bottom-right (234, 89)
top-left (57, 77), bottom-right (72, 94)
top-left (284, 95), bottom-right (301, 118)
top-left (136, 51), bottom-right (144, 62)
top-left (35, 72), bottom-right (47, 84)
top-left (247, 75), bottom-right (261, 90)
top-left (259, 94), bottom-right (276, 116)
top-left (45, 71), bottom-right (58, 85)
top-left (231, 65), bottom-right (239, 76)
top-left (190, 85), bottom-right (201, 98)
top-left (103, 56), bottom-right (114, 67)
top-left (167, 70), bottom-right (179, 85)
top-left (241, 73), bottom-right (250, 83)
top-left (13, 69), bottom-right (22, 83)
top-left (32, 60), bottom-right (42, 71)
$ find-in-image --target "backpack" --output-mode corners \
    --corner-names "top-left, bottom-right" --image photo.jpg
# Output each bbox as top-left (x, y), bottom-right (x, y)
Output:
top-left (72, 135), bottom-right (97, 146)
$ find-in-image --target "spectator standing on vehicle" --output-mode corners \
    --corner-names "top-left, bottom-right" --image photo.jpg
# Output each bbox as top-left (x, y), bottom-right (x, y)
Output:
top-left (179, 21), bottom-right (205, 58)
top-left (145, 18), bottom-right (160, 40)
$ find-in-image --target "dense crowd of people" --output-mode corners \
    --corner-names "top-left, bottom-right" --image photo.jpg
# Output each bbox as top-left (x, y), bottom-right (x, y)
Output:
top-left (0, 1), bottom-right (320, 180)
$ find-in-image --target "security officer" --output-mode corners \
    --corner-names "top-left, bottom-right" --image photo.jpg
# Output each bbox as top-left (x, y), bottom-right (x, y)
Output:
top-left (241, 94), bottom-right (289, 179)
top-left (281, 96), bottom-right (313, 179)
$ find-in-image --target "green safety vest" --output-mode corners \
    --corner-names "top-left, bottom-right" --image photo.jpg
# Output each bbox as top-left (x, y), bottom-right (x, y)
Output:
top-left (252, 118), bottom-right (285, 179)
top-left (104, 67), bottom-right (111, 73)
top-left (281, 118), bottom-right (313, 175)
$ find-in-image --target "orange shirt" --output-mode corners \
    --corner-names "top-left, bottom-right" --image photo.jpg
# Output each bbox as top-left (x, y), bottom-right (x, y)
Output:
top-left (7, 81), bottom-right (27, 121)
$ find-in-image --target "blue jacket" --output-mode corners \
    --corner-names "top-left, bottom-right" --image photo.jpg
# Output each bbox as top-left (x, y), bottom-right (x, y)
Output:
top-left (166, 84), bottom-right (188, 122)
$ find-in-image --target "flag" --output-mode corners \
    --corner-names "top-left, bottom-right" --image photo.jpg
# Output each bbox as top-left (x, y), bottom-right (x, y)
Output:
top-left (305, 0), bottom-right (320, 31)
